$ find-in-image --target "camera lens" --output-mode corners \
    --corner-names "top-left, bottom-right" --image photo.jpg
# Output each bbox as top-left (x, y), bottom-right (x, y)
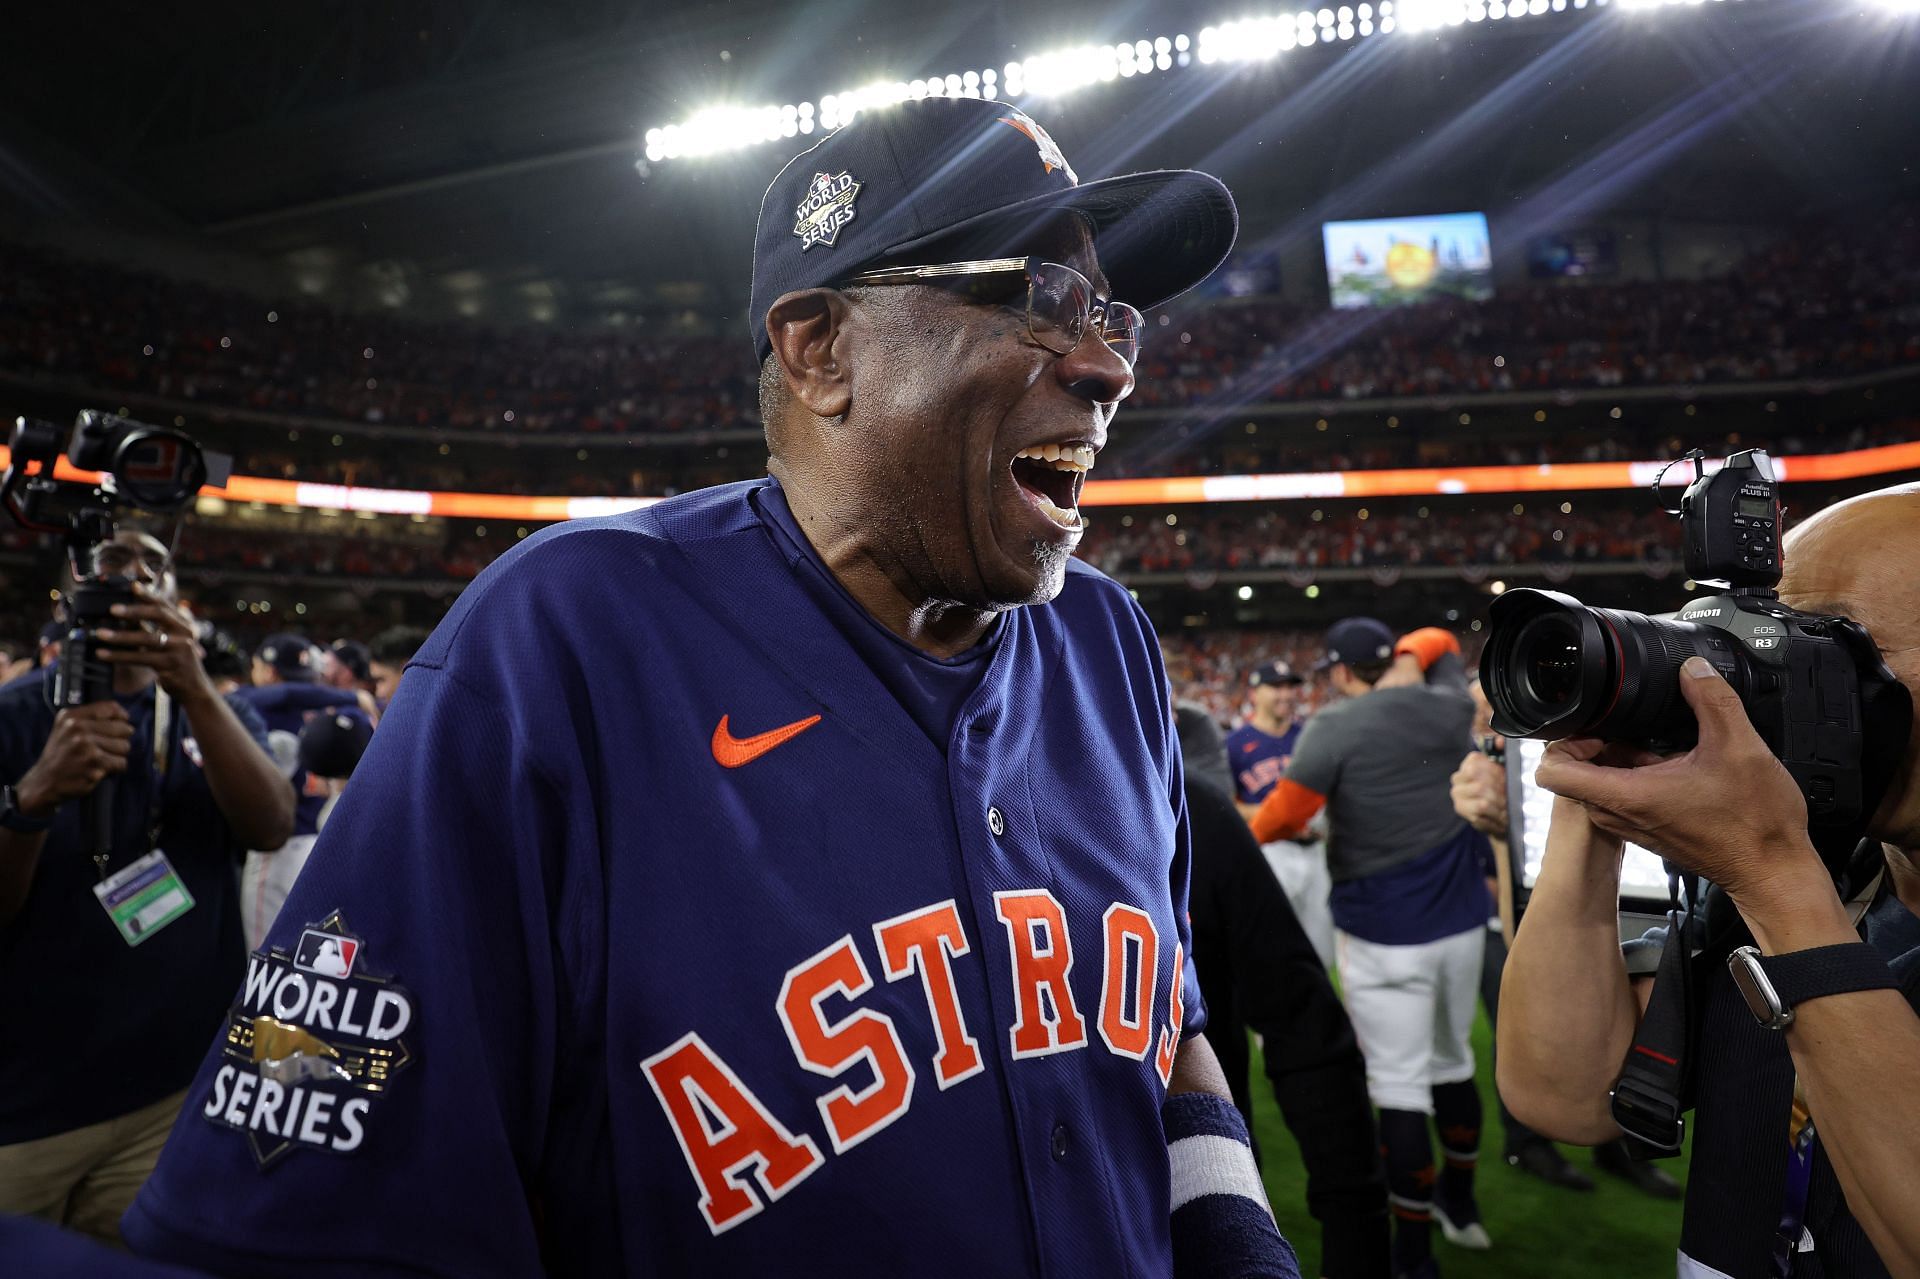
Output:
top-left (1482, 588), bottom-right (1741, 749)
top-left (1515, 615), bottom-right (1584, 713)
top-left (1480, 591), bottom-right (1613, 738)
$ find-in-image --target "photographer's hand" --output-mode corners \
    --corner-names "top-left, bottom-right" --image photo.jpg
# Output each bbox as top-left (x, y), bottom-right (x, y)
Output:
top-left (15, 702), bottom-right (135, 817)
top-left (1537, 657), bottom-right (1920, 1269)
top-left (1, 702), bottom-right (135, 925)
top-left (1533, 656), bottom-right (1838, 930)
top-left (94, 584), bottom-right (214, 706)
top-left (1449, 750), bottom-right (1509, 837)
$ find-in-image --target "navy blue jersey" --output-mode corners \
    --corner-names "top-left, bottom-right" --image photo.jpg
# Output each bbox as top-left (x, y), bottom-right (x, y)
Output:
top-left (233, 684), bottom-right (362, 836)
top-left (127, 479), bottom-right (1204, 1278)
top-left (1224, 721), bottom-right (1301, 806)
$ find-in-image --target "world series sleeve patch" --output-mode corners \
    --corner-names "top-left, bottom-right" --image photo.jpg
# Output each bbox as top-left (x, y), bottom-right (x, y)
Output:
top-left (203, 911), bottom-right (416, 1168)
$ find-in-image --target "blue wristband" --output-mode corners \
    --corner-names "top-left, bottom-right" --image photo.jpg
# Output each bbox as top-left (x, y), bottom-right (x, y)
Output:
top-left (1165, 1093), bottom-right (1301, 1279)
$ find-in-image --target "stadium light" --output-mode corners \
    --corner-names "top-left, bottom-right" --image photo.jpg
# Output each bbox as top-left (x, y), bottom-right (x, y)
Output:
top-left (639, 0), bottom-right (1780, 162)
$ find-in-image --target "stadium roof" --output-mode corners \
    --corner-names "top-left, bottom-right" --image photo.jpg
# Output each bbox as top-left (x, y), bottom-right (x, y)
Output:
top-left (4, 0), bottom-right (1915, 320)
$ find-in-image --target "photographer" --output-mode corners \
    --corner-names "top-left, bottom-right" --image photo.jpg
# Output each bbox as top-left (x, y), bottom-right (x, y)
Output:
top-left (1498, 484), bottom-right (1920, 1276)
top-left (0, 532), bottom-right (292, 1243)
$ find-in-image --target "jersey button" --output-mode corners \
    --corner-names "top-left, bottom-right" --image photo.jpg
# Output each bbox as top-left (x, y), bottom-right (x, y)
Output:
top-left (1051, 1122), bottom-right (1071, 1162)
top-left (987, 806), bottom-right (1005, 837)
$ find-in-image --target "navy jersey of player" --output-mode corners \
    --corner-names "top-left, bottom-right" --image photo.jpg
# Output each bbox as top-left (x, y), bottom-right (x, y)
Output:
top-left (233, 683), bottom-right (362, 836)
top-left (128, 478), bottom-right (1205, 1278)
top-left (1224, 720), bottom-right (1302, 806)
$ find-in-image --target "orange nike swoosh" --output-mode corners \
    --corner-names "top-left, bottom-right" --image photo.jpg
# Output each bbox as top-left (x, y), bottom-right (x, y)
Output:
top-left (711, 713), bottom-right (823, 768)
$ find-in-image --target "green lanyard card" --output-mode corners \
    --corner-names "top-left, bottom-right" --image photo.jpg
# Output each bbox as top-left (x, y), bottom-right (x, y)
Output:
top-left (93, 848), bottom-right (195, 946)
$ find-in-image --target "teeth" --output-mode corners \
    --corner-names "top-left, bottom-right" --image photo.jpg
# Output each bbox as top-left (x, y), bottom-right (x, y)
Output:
top-left (1031, 492), bottom-right (1083, 529)
top-left (1014, 443), bottom-right (1096, 473)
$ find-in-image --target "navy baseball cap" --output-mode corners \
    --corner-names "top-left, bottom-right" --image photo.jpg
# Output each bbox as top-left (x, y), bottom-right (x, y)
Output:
top-left (1314, 618), bottom-right (1397, 671)
top-left (1248, 660), bottom-right (1302, 687)
top-left (256, 633), bottom-right (318, 683)
top-left (749, 96), bottom-right (1238, 361)
top-left (299, 709), bottom-right (374, 780)
top-left (329, 639), bottom-right (372, 684)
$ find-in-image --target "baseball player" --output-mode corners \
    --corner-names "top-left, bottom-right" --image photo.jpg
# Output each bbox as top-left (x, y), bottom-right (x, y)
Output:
top-left (1250, 618), bottom-right (1496, 1279)
top-left (125, 99), bottom-right (1299, 1276)
top-left (1227, 660), bottom-right (1334, 969)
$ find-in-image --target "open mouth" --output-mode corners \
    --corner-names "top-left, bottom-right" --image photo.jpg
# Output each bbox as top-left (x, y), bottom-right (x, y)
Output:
top-left (1009, 443), bottom-right (1094, 530)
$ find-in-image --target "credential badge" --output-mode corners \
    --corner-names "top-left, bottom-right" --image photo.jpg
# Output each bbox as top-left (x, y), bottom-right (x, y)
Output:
top-left (792, 171), bottom-right (862, 250)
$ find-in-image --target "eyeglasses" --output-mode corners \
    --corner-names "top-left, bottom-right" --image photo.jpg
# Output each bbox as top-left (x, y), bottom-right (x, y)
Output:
top-left (838, 256), bottom-right (1143, 368)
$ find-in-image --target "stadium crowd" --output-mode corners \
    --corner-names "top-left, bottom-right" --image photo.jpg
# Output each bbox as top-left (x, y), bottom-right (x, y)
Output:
top-left (1129, 214), bottom-right (1920, 408)
top-left (3, 206), bottom-right (1915, 448)
top-left (1077, 502), bottom-right (1681, 575)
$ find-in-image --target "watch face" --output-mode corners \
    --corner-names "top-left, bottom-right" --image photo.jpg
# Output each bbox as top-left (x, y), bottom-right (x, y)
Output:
top-left (1729, 948), bottom-right (1793, 1030)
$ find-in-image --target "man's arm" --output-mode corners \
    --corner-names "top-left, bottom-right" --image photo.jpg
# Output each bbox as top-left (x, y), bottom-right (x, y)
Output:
top-left (125, 664), bottom-right (566, 1274)
top-left (1, 702), bottom-right (135, 925)
top-left (1494, 791), bottom-right (1644, 1143)
top-left (1374, 628), bottom-right (1465, 691)
top-left (98, 590), bottom-right (293, 852)
top-left (1450, 751), bottom-right (1514, 937)
top-left (1168, 1031), bottom-right (1234, 1099)
top-left (1535, 658), bottom-right (1920, 1269)
top-left (1249, 779), bottom-right (1325, 845)
top-left (1736, 871), bottom-right (1920, 1275)
top-left (179, 689), bottom-right (294, 851)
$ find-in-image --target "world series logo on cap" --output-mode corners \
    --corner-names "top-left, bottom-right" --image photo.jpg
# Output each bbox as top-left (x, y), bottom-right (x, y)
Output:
top-left (793, 171), bottom-right (862, 250)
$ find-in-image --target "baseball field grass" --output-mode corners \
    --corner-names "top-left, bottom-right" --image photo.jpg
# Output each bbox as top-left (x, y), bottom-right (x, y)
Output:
top-left (1247, 1012), bottom-right (1688, 1278)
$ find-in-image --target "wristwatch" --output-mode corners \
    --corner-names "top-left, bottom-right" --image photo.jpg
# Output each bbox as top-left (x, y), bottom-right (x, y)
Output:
top-left (0, 784), bottom-right (54, 833)
top-left (1727, 943), bottom-right (1900, 1030)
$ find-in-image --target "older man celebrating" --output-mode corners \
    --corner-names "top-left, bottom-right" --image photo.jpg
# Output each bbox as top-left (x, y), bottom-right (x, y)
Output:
top-left (122, 99), bottom-right (1299, 1277)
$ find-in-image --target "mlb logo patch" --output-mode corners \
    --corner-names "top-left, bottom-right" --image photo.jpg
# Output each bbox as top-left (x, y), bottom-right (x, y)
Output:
top-left (294, 929), bottom-right (360, 978)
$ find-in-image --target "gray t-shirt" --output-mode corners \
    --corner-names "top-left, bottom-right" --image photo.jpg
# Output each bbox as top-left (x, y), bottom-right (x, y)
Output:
top-left (1284, 653), bottom-right (1476, 882)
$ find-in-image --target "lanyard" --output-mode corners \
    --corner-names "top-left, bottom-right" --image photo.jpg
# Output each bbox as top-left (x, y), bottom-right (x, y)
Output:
top-left (89, 687), bottom-right (173, 882)
top-left (147, 687), bottom-right (172, 848)
top-left (1772, 1121), bottom-right (1816, 1277)
top-left (1767, 883), bottom-right (1884, 1276)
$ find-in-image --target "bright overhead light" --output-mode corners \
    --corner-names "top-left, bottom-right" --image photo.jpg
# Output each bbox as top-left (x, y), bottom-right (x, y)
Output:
top-left (639, 0), bottom-right (1750, 162)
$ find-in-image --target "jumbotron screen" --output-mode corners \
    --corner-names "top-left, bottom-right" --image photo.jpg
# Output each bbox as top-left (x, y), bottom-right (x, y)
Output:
top-left (1322, 211), bottom-right (1494, 309)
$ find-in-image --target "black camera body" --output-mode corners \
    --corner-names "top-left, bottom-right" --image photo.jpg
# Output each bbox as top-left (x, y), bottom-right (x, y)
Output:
top-left (1481, 449), bottom-right (1912, 881)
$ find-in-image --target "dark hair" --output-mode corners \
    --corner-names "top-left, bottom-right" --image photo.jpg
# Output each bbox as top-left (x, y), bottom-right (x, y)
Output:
top-left (369, 625), bottom-right (429, 667)
top-left (1347, 659), bottom-right (1393, 687)
top-left (201, 631), bottom-right (248, 682)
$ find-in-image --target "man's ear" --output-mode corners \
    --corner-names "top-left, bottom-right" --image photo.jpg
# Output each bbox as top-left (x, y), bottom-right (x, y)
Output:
top-left (765, 289), bottom-right (854, 420)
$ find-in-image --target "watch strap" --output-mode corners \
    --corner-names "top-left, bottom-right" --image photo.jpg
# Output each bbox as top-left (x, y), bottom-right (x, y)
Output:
top-left (1758, 942), bottom-right (1898, 1011)
top-left (1, 785), bottom-right (54, 833)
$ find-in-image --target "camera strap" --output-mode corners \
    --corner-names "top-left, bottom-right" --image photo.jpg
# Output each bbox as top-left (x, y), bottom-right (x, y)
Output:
top-left (1609, 871), bottom-right (1699, 1159)
top-left (146, 687), bottom-right (171, 851)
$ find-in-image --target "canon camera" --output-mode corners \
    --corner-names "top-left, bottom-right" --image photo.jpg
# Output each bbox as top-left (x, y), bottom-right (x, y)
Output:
top-left (1479, 449), bottom-right (1912, 879)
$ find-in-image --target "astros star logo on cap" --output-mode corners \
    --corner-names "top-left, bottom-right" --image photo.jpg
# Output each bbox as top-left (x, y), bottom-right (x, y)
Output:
top-left (996, 110), bottom-right (1077, 183)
